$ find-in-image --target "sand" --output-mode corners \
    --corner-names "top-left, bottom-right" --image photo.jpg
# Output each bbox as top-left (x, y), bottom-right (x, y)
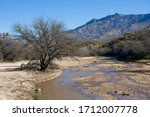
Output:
top-left (71, 58), bottom-right (150, 99)
top-left (0, 57), bottom-right (99, 99)
top-left (0, 57), bottom-right (149, 100)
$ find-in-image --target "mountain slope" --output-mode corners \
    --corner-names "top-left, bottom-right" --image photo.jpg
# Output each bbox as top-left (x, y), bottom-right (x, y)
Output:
top-left (70, 13), bottom-right (150, 40)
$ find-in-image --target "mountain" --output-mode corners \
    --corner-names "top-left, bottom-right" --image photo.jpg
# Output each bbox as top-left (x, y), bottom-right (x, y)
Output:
top-left (70, 13), bottom-right (150, 40)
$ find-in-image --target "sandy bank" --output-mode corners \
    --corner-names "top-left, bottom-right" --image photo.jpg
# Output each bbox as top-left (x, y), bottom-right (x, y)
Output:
top-left (0, 57), bottom-right (98, 100)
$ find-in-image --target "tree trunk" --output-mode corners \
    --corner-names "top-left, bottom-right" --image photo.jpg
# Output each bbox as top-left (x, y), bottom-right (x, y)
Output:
top-left (40, 59), bottom-right (51, 71)
top-left (40, 60), bottom-right (48, 71)
top-left (40, 64), bottom-right (47, 71)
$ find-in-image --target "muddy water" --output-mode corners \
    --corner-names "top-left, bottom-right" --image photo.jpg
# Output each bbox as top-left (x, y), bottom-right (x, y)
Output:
top-left (38, 58), bottom-right (150, 100)
top-left (38, 65), bottom-right (101, 100)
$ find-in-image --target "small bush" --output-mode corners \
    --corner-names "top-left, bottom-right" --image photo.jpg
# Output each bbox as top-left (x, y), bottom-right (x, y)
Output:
top-left (47, 62), bottom-right (59, 69)
top-left (76, 47), bottom-right (91, 56)
top-left (31, 92), bottom-right (39, 100)
top-left (20, 61), bottom-right (40, 70)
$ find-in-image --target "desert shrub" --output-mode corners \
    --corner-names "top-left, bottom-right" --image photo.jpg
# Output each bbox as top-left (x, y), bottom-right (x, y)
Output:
top-left (0, 33), bottom-right (28, 61)
top-left (88, 48), bottom-right (99, 56)
top-left (75, 39), bottom-right (109, 56)
top-left (20, 61), bottom-right (59, 71)
top-left (47, 62), bottom-right (59, 69)
top-left (20, 60), bottom-right (40, 70)
top-left (31, 92), bottom-right (39, 100)
top-left (93, 29), bottom-right (150, 60)
top-left (97, 47), bottom-right (112, 56)
top-left (0, 51), bottom-right (2, 61)
top-left (112, 40), bottom-right (146, 60)
top-left (0, 33), bottom-right (17, 61)
top-left (76, 47), bottom-right (91, 56)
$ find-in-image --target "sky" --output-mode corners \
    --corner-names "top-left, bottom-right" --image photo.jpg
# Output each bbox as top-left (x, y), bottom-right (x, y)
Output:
top-left (0, 0), bottom-right (150, 32)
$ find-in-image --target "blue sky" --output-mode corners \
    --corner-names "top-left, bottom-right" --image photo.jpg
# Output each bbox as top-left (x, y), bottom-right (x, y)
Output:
top-left (0, 0), bottom-right (150, 32)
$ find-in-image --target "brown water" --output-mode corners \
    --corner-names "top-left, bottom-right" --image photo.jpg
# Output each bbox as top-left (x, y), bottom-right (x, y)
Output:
top-left (38, 78), bottom-right (90, 100)
top-left (38, 64), bottom-right (101, 100)
top-left (38, 58), bottom-right (150, 100)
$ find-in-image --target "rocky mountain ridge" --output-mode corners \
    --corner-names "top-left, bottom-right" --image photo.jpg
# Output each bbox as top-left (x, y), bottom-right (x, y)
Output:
top-left (70, 13), bottom-right (150, 40)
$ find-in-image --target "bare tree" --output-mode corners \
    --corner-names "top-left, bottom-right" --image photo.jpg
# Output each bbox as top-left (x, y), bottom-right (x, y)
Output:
top-left (13, 18), bottom-right (73, 70)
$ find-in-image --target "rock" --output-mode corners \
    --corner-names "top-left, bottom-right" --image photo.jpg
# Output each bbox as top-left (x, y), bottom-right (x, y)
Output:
top-left (20, 64), bottom-right (26, 70)
top-left (121, 92), bottom-right (129, 96)
top-left (34, 88), bottom-right (41, 93)
top-left (83, 65), bottom-right (89, 67)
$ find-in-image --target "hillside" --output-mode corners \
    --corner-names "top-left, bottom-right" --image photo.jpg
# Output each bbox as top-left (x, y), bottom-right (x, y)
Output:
top-left (70, 13), bottom-right (150, 40)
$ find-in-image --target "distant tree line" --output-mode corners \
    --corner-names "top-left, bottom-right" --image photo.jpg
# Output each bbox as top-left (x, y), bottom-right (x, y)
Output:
top-left (0, 32), bottom-right (43, 62)
top-left (76, 29), bottom-right (150, 60)
top-left (100, 29), bottom-right (150, 60)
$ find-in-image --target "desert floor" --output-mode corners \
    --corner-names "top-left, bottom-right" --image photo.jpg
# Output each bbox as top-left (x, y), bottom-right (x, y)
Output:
top-left (0, 57), bottom-right (97, 99)
top-left (0, 57), bottom-right (149, 100)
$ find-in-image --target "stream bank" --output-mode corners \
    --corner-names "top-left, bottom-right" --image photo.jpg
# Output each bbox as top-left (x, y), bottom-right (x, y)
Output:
top-left (0, 57), bottom-right (98, 99)
top-left (0, 57), bottom-right (149, 100)
top-left (38, 57), bottom-right (150, 100)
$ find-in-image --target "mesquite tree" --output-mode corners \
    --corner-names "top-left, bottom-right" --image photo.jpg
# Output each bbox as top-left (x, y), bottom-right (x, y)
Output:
top-left (13, 18), bottom-right (73, 70)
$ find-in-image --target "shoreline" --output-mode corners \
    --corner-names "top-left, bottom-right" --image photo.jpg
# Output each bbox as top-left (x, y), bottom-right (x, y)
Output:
top-left (0, 57), bottom-right (149, 100)
top-left (0, 57), bottom-right (99, 100)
